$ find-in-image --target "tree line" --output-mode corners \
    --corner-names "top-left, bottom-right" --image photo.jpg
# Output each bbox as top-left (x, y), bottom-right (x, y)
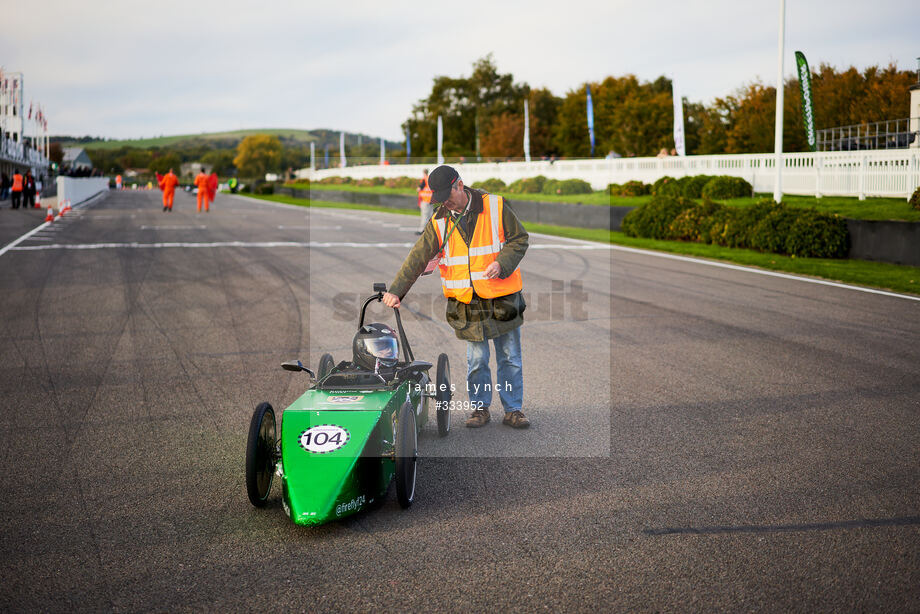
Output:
top-left (403, 55), bottom-right (916, 159)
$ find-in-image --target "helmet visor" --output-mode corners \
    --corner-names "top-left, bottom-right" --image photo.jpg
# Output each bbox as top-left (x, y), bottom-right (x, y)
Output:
top-left (365, 336), bottom-right (398, 362)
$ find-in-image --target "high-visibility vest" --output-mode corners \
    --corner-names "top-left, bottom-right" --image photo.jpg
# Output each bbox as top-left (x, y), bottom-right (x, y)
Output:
top-left (433, 194), bottom-right (523, 304)
top-left (418, 177), bottom-right (432, 206)
top-left (12, 174), bottom-right (23, 191)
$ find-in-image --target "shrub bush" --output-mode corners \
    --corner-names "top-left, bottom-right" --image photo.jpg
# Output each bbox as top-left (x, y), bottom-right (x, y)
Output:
top-left (256, 183), bottom-right (275, 195)
top-left (506, 175), bottom-right (546, 194)
top-left (609, 180), bottom-right (649, 197)
top-left (784, 210), bottom-right (849, 258)
top-left (704, 206), bottom-right (739, 245)
top-left (677, 175), bottom-right (712, 199)
top-left (472, 177), bottom-right (507, 192)
top-left (355, 176), bottom-right (385, 187)
top-left (705, 199), bottom-right (778, 247)
top-left (621, 195), bottom-right (694, 239)
top-left (651, 176), bottom-right (679, 196)
top-left (701, 175), bottom-right (752, 200)
top-left (542, 178), bottom-right (593, 195)
top-left (669, 200), bottom-right (723, 242)
top-left (383, 176), bottom-right (418, 189)
top-left (749, 205), bottom-right (799, 253)
top-left (317, 176), bottom-right (352, 185)
top-left (910, 186), bottom-right (920, 211)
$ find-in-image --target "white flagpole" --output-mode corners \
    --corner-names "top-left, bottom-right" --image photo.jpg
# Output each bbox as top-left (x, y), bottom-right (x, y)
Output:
top-left (523, 99), bottom-right (531, 162)
top-left (380, 137), bottom-right (385, 165)
top-left (310, 142), bottom-right (315, 171)
top-left (437, 115), bottom-right (444, 165)
top-left (672, 80), bottom-right (686, 156)
top-left (773, 0), bottom-right (786, 203)
top-left (340, 131), bottom-right (346, 168)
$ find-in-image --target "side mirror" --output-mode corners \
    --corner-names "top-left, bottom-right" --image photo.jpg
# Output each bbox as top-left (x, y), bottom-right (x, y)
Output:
top-left (281, 360), bottom-right (316, 378)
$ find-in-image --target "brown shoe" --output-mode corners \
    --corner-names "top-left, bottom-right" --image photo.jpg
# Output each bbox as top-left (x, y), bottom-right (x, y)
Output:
top-left (502, 410), bottom-right (530, 429)
top-left (465, 408), bottom-right (491, 428)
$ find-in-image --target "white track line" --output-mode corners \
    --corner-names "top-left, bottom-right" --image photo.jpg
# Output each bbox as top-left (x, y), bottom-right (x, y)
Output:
top-left (0, 190), bottom-right (106, 258)
top-left (9, 241), bottom-right (620, 251)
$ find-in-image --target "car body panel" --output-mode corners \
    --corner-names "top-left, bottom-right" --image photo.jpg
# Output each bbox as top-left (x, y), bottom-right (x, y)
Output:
top-left (279, 380), bottom-right (429, 526)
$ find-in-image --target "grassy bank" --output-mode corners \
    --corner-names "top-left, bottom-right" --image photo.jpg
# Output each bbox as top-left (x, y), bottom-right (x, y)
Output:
top-left (240, 192), bottom-right (920, 296)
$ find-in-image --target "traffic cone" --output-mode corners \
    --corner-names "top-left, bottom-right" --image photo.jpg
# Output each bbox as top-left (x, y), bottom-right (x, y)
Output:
top-left (62, 200), bottom-right (72, 213)
top-left (35, 193), bottom-right (42, 209)
top-left (44, 206), bottom-right (55, 222)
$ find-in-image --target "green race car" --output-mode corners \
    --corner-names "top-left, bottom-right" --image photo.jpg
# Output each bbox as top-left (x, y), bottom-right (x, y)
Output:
top-left (245, 283), bottom-right (452, 526)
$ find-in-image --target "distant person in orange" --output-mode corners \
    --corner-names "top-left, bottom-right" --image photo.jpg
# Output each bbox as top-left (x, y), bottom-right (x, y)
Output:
top-left (194, 169), bottom-right (211, 212)
top-left (416, 168), bottom-right (432, 234)
top-left (115, 174), bottom-right (123, 190)
top-left (158, 168), bottom-right (179, 212)
top-left (11, 170), bottom-right (23, 209)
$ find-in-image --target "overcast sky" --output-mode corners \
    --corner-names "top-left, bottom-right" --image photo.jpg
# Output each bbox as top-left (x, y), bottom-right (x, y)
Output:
top-left (3, 0), bottom-right (917, 142)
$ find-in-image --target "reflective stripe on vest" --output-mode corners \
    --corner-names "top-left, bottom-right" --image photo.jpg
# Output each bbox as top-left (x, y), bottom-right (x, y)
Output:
top-left (432, 194), bottom-right (523, 304)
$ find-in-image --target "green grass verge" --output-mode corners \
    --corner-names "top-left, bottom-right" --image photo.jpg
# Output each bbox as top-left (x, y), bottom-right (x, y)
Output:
top-left (243, 192), bottom-right (419, 216)
top-left (293, 183), bottom-right (417, 196)
top-left (239, 193), bottom-right (920, 296)
top-left (724, 193), bottom-right (919, 222)
top-left (296, 183), bottom-right (917, 220)
top-left (300, 182), bottom-right (649, 206)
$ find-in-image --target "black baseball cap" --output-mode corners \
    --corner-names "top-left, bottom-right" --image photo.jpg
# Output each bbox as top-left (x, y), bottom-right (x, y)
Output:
top-left (428, 165), bottom-right (460, 203)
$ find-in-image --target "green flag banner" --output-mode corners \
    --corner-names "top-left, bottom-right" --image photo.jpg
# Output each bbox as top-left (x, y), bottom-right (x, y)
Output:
top-left (795, 51), bottom-right (817, 151)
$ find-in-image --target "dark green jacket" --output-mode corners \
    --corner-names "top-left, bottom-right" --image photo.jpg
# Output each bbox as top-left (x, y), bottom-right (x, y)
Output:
top-left (389, 188), bottom-right (529, 342)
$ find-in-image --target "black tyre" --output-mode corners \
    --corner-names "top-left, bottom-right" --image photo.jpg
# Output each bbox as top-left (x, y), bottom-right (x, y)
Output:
top-left (317, 353), bottom-right (335, 380)
top-left (435, 353), bottom-right (452, 437)
top-left (246, 402), bottom-right (276, 507)
top-left (395, 401), bottom-right (418, 509)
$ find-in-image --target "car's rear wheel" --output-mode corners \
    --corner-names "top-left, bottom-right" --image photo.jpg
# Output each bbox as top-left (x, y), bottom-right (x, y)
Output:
top-left (395, 401), bottom-right (417, 508)
top-left (246, 402), bottom-right (276, 507)
top-left (435, 353), bottom-right (452, 437)
top-left (317, 353), bottom-right (335, 380)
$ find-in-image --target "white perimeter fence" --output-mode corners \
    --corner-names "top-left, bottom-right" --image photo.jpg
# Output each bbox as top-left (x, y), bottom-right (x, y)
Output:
top-left (299, 149), bottom-right (920, 200)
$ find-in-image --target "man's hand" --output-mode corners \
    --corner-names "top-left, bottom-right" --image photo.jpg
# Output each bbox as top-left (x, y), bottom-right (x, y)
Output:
top-left (382, 292), bottom-right (401, 308)
top-left (484, 261), bottom-right (502, 279)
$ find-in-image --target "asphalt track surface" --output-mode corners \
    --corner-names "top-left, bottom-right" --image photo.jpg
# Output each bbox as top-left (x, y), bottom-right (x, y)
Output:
top-left (0, 190), bottom-right (917, 611)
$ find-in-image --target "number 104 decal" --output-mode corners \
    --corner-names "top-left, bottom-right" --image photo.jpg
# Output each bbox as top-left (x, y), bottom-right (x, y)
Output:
top-left (300, 425), bottom-right (351, 454)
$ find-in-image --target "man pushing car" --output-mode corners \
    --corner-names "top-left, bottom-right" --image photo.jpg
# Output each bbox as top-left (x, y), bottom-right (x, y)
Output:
top-left (382, 165), bottom-right (531, 429)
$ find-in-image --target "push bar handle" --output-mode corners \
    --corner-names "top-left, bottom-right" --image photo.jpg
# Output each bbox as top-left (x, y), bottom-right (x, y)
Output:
top-left (358, 283), bottom-right (415, 364)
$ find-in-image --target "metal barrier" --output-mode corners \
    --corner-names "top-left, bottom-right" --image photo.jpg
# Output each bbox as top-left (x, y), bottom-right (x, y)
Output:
top-left (300, 149), bottom-right (920, 200)
top-left (55, 176), bottom-right (109, 207)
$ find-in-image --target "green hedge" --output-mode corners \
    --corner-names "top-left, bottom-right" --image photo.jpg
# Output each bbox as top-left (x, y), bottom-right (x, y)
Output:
top-left (507, 175), bottom-right (546, 194)
top-left (472, 177), bottom-right (507, 192)
top-left (621, 195), bottom-right (696, 239)
top-left (623, 195), bottom-right (849, 258)
top-left (910, 186), bottom-right (920, 211)
top-left (651, 176), bottom-right (679, 196)
top-left (609, 180), bottom-right (649, 197)
top-left (649, 175), bottom-right (748, 199)
top-left (315, 176), bottom-right (353, 185)
top-left (678, 175), bottom-right (712, 199)
top-left (384, 176), bottom-right (418, 189)
top-left (542, 178), bottom-right (593, 195)
top-left (701, 175), bottom-right (753, 199)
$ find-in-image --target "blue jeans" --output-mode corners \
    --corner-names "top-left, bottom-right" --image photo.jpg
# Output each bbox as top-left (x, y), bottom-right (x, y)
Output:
top-left (466, 326), bottom-right (523, 412)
